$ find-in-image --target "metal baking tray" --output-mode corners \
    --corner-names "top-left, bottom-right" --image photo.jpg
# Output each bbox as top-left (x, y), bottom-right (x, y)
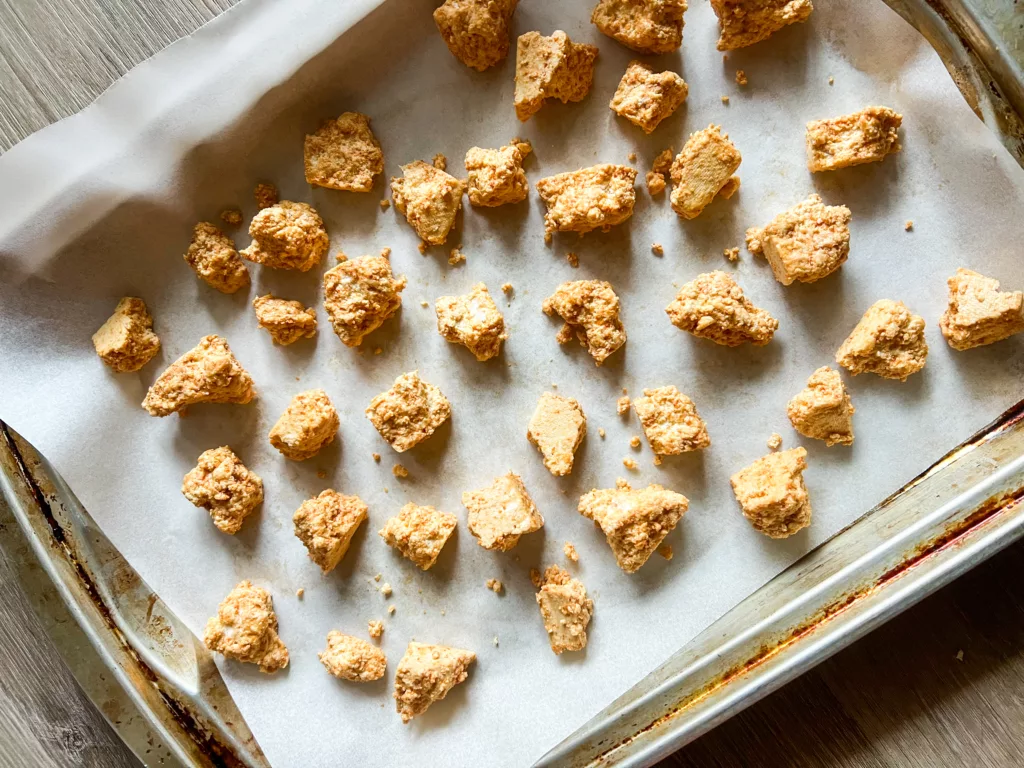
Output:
top-left (1, 1), bottom-right (1022, 766)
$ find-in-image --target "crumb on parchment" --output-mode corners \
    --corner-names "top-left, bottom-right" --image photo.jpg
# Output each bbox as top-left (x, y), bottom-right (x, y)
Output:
top-left (390, 160), bottom-right (466, 245)
top-left (253, 294), bottom-right (317, 345)
top-left (544, 280), bottom-right (627, 365)
top-left (905, 220), bottom-right (913, 231)
top-left (836, 299), bottom-right (927, 381)
top-left (806, 106), bottom-right (902, 172)
top-left (617, 395), bottom-right (631, 415)
top-left (579, 480), bottom-right (688, 573)
top-left (486, 578), bottom-right (503, 593)
top-left (630, 436), bottom-right (641, 448)
top-left (184, 222), bottom-right (250, 294)
top-left (940, 268), bottom-right (1024, 351)
top-left (297, 588), bottom-right (305, 598)
top-left (393, 642), bottom-right (475, 723)
top-left (463, 472), bottom-right (544, 551)
top-left (721, 95), bottom-right (730, 104)
top-left (381, 583), bottom-right (393, 597)
top-left (304, 112), bottom-right (383, 192)
top-left (646, 171), bottom-right (666, 195)
top-left (142, 335), bottom-right (254, 417)
top-left (433, 0), bottom-right (518, 71)
top-left (610, 60), bottom-right (688, 134)
top-left (379, 503), bottom-right (458, 570)
top-left (528, 392), bottom-right (587, 476)
top-left (730, 447), bottom-right (811, 538)
top-left (598, 428), bottom-right (606, 438)
top-left (630, 387), bottom-right (712, 460)
top-left (373, 453), bottom-right (381, 462)
top-left (767, 432), bottom-right (783, 450)
top-left (652, 243), bottom-right (664, 256)
top-left (535, 565), bottom-right (594, 655)
top-left (567, 252), bottom-right (580, 268)
top-left (592, 0), bottom-right (685, 54)
top-left (269, 389), bottom-right (339, 461)
top-left (669, 125), bottom-right (741, 220)
top-left (622, 457), bottom-right (638, 470)
top-left (666, 270), bottom-right (778, 347)
top-left (432, 153), bottom-right (447, 171)
top-left (535, 164), bottom-right (637, 235)
top-left (323, 253), bottom-right (407, 347)
top-left (204, 581), bottom-right (288, 673)
top-left (465, 142), bottom-right (529, 207)
top-left (736, 69), bottom-right (747, 85)
top-left (388, 605), bottom-right (396, 615)
top-left (319, 631), bottom-right (387, 682)
top-left (502, 283), bottom-right (513, 294)
top-left (393, 464), bottom-right (409, 478)
top-left (787, 367), bottom-right (855, 446)
top-left (293, 489), bottom-right (368, 573)
top-left (436, 283), bottom-right (508, 361)
top-left (366, 371), bottom-right (452, 452)
top-left (240, 201), bottom-right (329, 272)
top-left (220, 208), bottom-right (242, 225)
top-left (564, 541), bottom-right (579, 562)
top-left (254, 182), bottom-right (278, 210)
top-left (724, 247), bottom-right (740, 262)
top-left (711, 0), bottom-right (813, 51)
top-left (659, 544), bottom-right (673, 560)
top-left (381, 199), bottom-right (391, 209)
top-left (369, 620), bottom-right (383, 638)
top-left (92, 297), bottom-right (161, 373)
top-left (514, 30), bottom-right (598, 121)
top-left (182, 446), bottom-right (263, 534)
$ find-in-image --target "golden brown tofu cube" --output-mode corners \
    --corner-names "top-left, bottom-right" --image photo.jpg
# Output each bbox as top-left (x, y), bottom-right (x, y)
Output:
top-left (745, 194), bottom-right (851, 285)
top-left (665, 271), bottom-right (778, 346)
top-left (543, 280), bottom-right (627, 365)
top-left (92, 297), bottom-right (161, 373)
top-left (181, 446), bottom-right (263, 534)
top-left (269, 389), bottom-right (339, 461)
top-left (252, 294), bottom-right (317, 345)
top-left (591, 0), bottom-right (686, 54)
top-left (578, 479), bottom-right (688, 573)
top-left (379, 503), bottom-right (458, 570)
top-left (393, 642), bottom-right (475, 723)
top-left (463, 472), bottom-right (544, 551)
top-left (435, 283), bottom-right (507, 361)
top-left (304, 112), bottom-right (383, 192)
top-left (730, 447), bottom-right (811, 538)
top-left (535, 565), bottom-right (594, 655)
top-left (319, 631), bottom-right (387, 682)
top-left (184, 222), bottom-right (250, 294)
top-left (670, 125), bottom-right (741, 219)
top-left (240, 201), bottom-right (329, 272)
top-left (433, 0), bottom-right (519, 71)
top-left (293, 489), bottom-right (368, 573)
top-left (203, 581), bottom-right (288, 673)
top-left (365, 371), bottom-right (452, 452)
top-left (535, 164), bottom-right (637, 235)
top-left (786, 366), bottom-right (855, 446)
top-left (632, 386), bottom-right (710, 455)
top-left (142, 335), bottom-right (255, 417)
top-left (390, 160), bottom-right (466, 245)
top-left (710, 0), bottom-right (813, 50)
top-left (806, 106), bottom-right (902, 173)
top-left (527, 392), bottom-right (587, 476)
top-left (836, 299), bottom-right (927, 381)
top-left (322, 253), bottom-right (407, 347)
top-left (609, 60), bottom-right (688, 134)
top-left (940, 268), bottom-right (1024, 351)
top-left (514, 31), bottom-right (598, 121)
top-left (464, 143), bottom-right (529, 207)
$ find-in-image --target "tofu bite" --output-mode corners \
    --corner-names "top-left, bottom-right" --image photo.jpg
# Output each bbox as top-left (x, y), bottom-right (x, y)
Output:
top-left (463, 472), bottom-right (544, 551)
top-left (323, 253), bottom-right (407, 347)
top-left (365, 371), bottom-right (452, 452)
top-left (203, 581), bottom-right (288, 673)
top-left (836, 299), bottom-right (927, 381)
top-left (710, 0), bottom-right (813, 50)
top-left (939, 268), bottom-right (1024, 351)
top-left (184, 222), bottom-right (250, 293)
top-left (252, 294), bottom-right (318, 345)
top-left (435, 283), bottom-right (507, 361)
top-left (632, 386), bottom-right (710, 455)
top-left (745, 194), bottom-right (851, 285)
top-left (669, 125), bottom-right (741, 219)
top-left (319, 631), bottom-right (387, 682)
top-left (181, 446), bottom-right (263, 534)
top-left (528, 392), bottom-right (587, 476)
top-left (543, 280), bottom-right (627, 365)
top-left (379, 503), bottom-right (458, 570)
top-left (730, 447), bottom-right (811, 538)
top-left (433, 0), bottom-right (519, 71)
top-left (293, 489), bottom-right (368, 573)
top-left (609, 61), bottom-right (688, 134)
top-left (142, 335), bottom-right (255, 417)
top-left (240, 201), bottom-right (329, 272)
top-left (578, 480), bottom-right (688, 573)
top-left (806, 106), bottom-right (902, 173)
top-left (390, 160), bottom-right (466, 245)
top-left (535, 164), bottom-right (637, 236)
top-left (514, 31), bottom-right (598, 121)
top-left (786, 366), bottom-right (855, 446)
top-left (92, 297), bottom-right (161, 373)
top-left (269, 389), bottom-right (339, 461)
top-left (393, 642), bottom-right (475, 723)
top-left (304, 112), bottom-right (384, 192)
top-left (665, 271), bottom-right (778, 346)
top-left (591, 0), bottom-right (686, 54)
top-left (535, 565), bottom-right (594, 655)
top-left (465, 142), bottom-right (529, 207)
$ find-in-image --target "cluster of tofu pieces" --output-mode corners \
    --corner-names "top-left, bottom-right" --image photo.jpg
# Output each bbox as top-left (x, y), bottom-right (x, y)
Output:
top-left (86, 0), bottom-right (1024, 724)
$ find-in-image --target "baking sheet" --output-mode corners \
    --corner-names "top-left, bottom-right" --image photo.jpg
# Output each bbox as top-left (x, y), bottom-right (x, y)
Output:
top-left (1, 0), bottom-right (1023, 766)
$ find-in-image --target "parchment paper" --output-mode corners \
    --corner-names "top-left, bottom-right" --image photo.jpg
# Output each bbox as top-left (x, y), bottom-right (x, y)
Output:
top-left (2, 0), bottom-right (1024, 765)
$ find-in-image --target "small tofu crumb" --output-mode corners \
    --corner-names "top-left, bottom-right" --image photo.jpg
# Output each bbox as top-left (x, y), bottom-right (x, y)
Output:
top-left (388, 605), bottom-right (396, 615)
top-left (493, 636), bottom-right (499, 646)
top-left (486, 578), bottom-right (503, 594)
top-left (317, 470), bottom-right (327, 479)
top-left (254, 182), bottom-right (279, 210)
top-left (420, 300), bottom-right (429, 308)
top-left (736, 70), bottom-right (747, 86)
top-left (220, 208), bottom-right (242, 225)
top-left (566, 252), bottom-right (580, 268)
top-left (646, 171), bottom-right (666, 195)
top-left (617, 395), bottom-right (631, 415)
top-left (564, 542), bottom-right (579, 562)
top-left (369, 620), bottom-right (383, 638)
top-left (373, 453), bottom-right (381, 462)
top-left (828, 76), bottom-right (835, 85)
top-left (768, 433), bottom-right (783, 450)
top-left (599, 428), bottom-right (606, 438)
top-left (432, 153), bottom-right (447, 171)
top-left (530, 568), bottom-right (543, 588)
top-left (448, 247), bottom-right (466, 265)
top-left (905, 220), bottom-right (913, 231)
top-left (623, 457), bottom-right (638, 470)
top-left (653, 454), bottom-right (663, 465)
top-left (381, 583), bottom-right (393, 597)
top-left (724, 247), bottom-right (739, 262)
top-left (630, 436), bottom-right (641, 449)
top-left (652, 243), bottom-right (664, 256)
top-left (381, 199), bottom-right (391, 209)
top-left (374, 573), bottom-right (382, 582)
top-left (658, 544), bottom-right (673, 560)
top-left (418, 241), bottom-right (428, 254)
top-left (297, 588), bottom-right (305, 598)
top-left (392, 464), bottom-right (409, 478)
top-left (502, 283), bottom-right (513, 294)
top-left (721, 95), bottom-right (730, 104)
top-left (628, 152), bottom-right (637, 162)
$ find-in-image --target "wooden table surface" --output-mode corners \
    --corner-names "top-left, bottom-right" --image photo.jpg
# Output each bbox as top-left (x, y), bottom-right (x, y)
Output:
top-left (2, 2), bottom-right (1024, 766)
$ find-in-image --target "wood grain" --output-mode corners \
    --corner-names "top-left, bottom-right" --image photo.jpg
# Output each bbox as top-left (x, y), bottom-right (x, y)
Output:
top-left (2, 2), bottom-right (1024, 767)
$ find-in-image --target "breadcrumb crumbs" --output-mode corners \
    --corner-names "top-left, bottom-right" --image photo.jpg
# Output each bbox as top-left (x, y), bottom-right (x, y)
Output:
top-left (317, 470), bottom-right (327, 479)
top-left (617, 396), bottom-right (631, 415)
top-left (598, 428), bottom-right (606, 438)
top-left (828, 76), bottom-right (835, 85)
top-left (564, 542), bottom-right (579, 562)
top-left (220, 208), bottom-right (242, 225)
top-left (652, 243), bottom-right (664, 256)
top-left (388, 605), bottom-right (396, 615)
top-left (630, 436), bottom-right (641, 449)
top-left (336, 250), bottom-right (348, 262)
top-left (623, 457), bottom-right (638, 470)
top-left (380, 247), bottom-right (391, 259)
top-left (381, 583), bottom-right (393, 597)
top-left (418, 241), bottom-right (427, 254)
top-left (432, 153), bottom-right (447, 171)
top-left (768, 433), bottom-right (783, 450)
top-left (296, 588), bottom-right (305, 598)
top-left (501, 283), bottom-right (513, 294)
top-left (374, 347), bottom-right (382, 355)
top-left (721, 95), bottom-right (730, 104)
top-left (905, 220), bottom-right (914, 231)
top-left (529, 568), bottom-right (543, 588)
top-left (392, 464), bottom-right (409, 478)
top-left (380, 199), bottom-right (391, 209)
top-left (736, 70), bottom-right (747, 86)
top-left (566, 252), bottom-right (580, 268)
top-left (448, 247), bottom-right (466, 265)
top-left (420, 300), bottom-right (429, 307)
top-left (368, 620), bottom-right (383, 638)
top-left (658, 544), bottom-right (673, 560)
top-left (653, 454), bottom-right (663, 466)
top-left (724, 247), bottom-right (740, 262)
top-left (628, 152), bottom-right (637, 162)
top-left (486, 578), bottom-right (503, 593)
top-left (254, 182), bottom-right (279, 210)
top-left (374, 573), bottom-right (382, 582)
top-left (373, 453), bottom-right (381, 463)
top-left (493, 636), bottom-right (499, 646)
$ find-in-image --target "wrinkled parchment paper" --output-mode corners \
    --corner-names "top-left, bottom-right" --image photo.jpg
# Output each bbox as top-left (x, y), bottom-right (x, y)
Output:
top-left (2, 0), bottom-right (1024, 765)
